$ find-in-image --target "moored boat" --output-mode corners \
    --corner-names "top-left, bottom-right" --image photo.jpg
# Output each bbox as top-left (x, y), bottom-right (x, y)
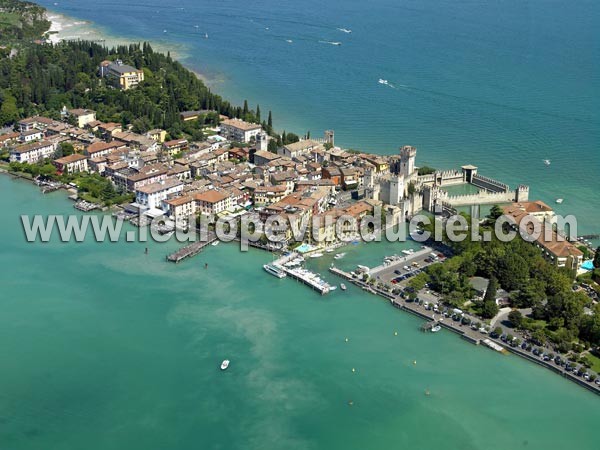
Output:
top-left (220, 359), bottom-right (230, 370)
top-left (263, 264), bottom-right (286, 278)
top-left (340, 283), bottom-right (347, 291)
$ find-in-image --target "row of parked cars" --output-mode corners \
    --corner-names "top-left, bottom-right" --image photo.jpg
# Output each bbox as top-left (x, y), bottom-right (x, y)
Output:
top-left (497, 336), bottom-right (600, 386)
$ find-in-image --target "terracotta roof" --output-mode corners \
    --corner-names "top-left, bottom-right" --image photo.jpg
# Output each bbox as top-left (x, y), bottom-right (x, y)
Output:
top-left (87, 141), bottom-right (121, 154)
top-left (194, 190), bottom-right (229, 203)
top-left (54, 154), bottom-right (87, 164)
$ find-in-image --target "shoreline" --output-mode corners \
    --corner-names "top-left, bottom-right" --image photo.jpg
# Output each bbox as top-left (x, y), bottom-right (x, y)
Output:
top-left (3, 163), bottom-right (599, 397)
top-left (43, 9), bottom-right (189, 73)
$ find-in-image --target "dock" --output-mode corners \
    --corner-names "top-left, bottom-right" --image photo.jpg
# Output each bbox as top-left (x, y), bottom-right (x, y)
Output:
top-left (270, 253), bottom-right (332, 295)
top-left (167, 233), bottom-right (217, 263)
top-left (74, 200), bottom-right (100, 211)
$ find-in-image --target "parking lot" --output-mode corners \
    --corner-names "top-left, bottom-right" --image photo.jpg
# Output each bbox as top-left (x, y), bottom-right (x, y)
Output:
top-left (371, 247), bottom-right (446, 286)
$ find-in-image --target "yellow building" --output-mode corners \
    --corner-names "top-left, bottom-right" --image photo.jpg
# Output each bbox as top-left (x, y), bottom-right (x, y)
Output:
top-left (99, 60), bottom-right (145, 90)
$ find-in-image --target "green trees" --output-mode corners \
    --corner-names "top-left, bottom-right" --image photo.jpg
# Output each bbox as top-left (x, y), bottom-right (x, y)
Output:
top-left (594, 246), bottom-right (600, 269)
top-left (0, 40), bottom-right (266, 140)
top-left (417, 166), bottom-right (436, 176)
top-left (0, 90), bottom-right (19, 126)
top-left (508, 310), bottom-right (523, 329)
top-left (481, 276), bottom-right (499, 318)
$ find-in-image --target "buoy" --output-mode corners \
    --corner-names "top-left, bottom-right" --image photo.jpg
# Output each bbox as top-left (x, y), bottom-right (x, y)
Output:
top-left (394, 331), bottom-right (398, 336)
top-left (345, 338), bottom-right (349, 342)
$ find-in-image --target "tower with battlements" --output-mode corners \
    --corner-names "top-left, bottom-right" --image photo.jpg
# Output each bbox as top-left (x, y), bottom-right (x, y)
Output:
top-left (399, 145), bottom-right (417, 180)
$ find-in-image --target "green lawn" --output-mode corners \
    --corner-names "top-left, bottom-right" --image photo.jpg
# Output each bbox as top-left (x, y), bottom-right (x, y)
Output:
top-left (586, 352), bottom-right (600, 374)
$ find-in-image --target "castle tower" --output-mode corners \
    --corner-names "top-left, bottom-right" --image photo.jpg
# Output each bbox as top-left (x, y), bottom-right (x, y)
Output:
top-left (257, 132), bottom-right (269, 152)
top-left (399, 146), bottom-right (417, 179)
top-left (324, 130), bottom-right (335, 147)
top-left (516, 185), bottom-right (529, 202)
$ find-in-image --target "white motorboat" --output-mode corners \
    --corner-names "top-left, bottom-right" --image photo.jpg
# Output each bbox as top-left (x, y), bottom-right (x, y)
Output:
top-left (212, 241), bottom-right (220, 246)
top-left (263, 264), bottom-right (286, 278)
top-left (310, 252), bottom-right (324, 258)
top-left (325, 248), bottom-right (335, 253)
top-left (334, 252), bottom-right (346, 260)
top-left (555, 198), bottom-right (564, 204)
top-left (544, 159), bottom-right (551, 165)
top-left (431, 325), bottom-right (442, 333)
top-left (220, 359), bottom-right (230, 370)
top-left (378, 78), bottom-right (389, 85)
top-left (340, 283), bottom-right (347, 291)
top-left (338, 28), bottom-right (352, 33)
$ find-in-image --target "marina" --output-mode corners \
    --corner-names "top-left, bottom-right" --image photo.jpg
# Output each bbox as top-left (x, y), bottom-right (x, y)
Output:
top-left (267, 252), bottom-right (333, 295)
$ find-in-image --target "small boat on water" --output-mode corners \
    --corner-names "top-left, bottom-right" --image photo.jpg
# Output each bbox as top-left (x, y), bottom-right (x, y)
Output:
top-left (431, 325), bottom-right (442, 333)
top-left (555, 198), bottom-right (564, 204)
top-left (263, 264), bottom-right (286, 278)
top-left (356, 264), bottom-right (370, 273)
top-left (330, 286), bottom-right (337, 291)
top-left (340, 283), bottom-right (347, 291)
top-left (220, 359), bottom-right (230, 370)
top-left (334, 252), bottom-right (346, 260)
top-left (325, 248), bottom-right (335, 253)
top-left (310, 252), bottom-right (324, 258)
top-left (544, 159), bottom-right (551, 165)
top-left (212, 241), bottom-right (220, 246)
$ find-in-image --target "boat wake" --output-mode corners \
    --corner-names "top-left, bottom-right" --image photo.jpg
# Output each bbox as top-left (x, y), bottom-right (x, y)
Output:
top-left (378, 78), bottom-right (397, 89)
top-left (319, 40), bottom-right (342, 46)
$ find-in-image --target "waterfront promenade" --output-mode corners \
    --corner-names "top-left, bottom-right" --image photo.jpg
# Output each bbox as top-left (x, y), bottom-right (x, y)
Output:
top-left (329, 266), bottom-right (600, 396)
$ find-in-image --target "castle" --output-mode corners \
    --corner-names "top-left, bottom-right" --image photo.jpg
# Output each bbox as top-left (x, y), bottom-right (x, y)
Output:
top-left (365, 146), bottom-right (529, 219)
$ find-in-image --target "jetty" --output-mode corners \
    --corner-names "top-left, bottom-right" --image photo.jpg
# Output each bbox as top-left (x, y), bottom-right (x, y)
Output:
top-left (74, 200), bottom-right (100, 211)
top-left (270, 253), bottom-right (332, 295)
top-left (167, 233), bottom-right (217, 263)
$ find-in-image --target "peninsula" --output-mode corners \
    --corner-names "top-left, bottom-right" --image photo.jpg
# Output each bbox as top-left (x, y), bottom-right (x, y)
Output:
top-left (1, 0), bottom-right (599, 398)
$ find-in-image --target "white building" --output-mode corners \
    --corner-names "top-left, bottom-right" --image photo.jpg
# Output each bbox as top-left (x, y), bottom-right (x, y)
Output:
top-left (9, 140), bottom-right (55, 163)
top-left (220, 118), bottom-right (262, 143)
top-left (19, 129), bottom-right (43, 143)
top-left (135, 178), bottom-right (184, 210)
top-left (68, 109), bottom-right (97, 128)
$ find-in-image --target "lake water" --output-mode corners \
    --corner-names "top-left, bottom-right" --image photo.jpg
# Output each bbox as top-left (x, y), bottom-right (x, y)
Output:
top-left (38, 0), bottom-right (600, 237)
top-left (0, 176), bottom-right (599, 449)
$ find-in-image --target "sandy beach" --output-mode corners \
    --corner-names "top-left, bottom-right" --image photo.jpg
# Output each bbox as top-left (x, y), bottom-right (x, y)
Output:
top-left (41, 9), bottom-right (221, 87)
top-left (43, 10), bottom-right (186, 61)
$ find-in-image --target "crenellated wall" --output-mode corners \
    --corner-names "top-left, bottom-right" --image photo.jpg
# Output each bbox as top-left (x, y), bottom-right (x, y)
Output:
top-left (471, 174), bottom-right (509, 193)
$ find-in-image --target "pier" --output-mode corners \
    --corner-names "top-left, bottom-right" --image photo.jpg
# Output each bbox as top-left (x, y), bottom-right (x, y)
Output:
top-left (167, 233), bottom-right (217, 263)
top-left (271, 253), bottom-right (332, 295)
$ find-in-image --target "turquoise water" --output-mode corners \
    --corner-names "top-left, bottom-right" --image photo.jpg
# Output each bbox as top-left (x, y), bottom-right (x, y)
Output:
top-left (1, 176), bottom-right (599, 449)
top-left (38, 0), bottom-right (600, 238)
